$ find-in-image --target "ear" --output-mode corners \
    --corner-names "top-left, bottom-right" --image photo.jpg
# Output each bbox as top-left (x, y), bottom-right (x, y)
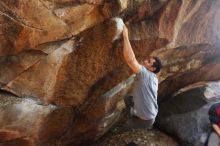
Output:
top-left (150, 66), bottom-right (156, 72)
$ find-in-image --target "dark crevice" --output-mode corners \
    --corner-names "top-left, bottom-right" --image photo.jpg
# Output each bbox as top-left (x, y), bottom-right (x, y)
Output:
top-left (35, 36), bottom-right (77, 50)
top-left (158, 58), bottom-right (220, 103)
top-left (0, 136), bottom-right (26, 143)
top-left (0, 88), bottom-right (19, 98)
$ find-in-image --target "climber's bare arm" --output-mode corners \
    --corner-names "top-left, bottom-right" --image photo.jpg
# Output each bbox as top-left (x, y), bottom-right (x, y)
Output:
top-left (212, 124), bottom-right (220, 137)
top-left (123, 25), bottom-right (141, 73)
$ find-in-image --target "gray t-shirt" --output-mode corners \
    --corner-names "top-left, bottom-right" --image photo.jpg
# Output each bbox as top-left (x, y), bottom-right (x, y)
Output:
top-left (132, 65), bottom-right (158, 120)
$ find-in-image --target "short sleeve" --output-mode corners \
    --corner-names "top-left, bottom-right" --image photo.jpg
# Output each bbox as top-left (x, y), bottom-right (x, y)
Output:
top-left (137, 65), bottom-right (150, 78)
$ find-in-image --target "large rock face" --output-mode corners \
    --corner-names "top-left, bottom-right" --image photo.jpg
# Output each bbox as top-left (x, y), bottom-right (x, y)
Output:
top-left (156, 81), bottom-right (220, 146)
top-left (0, 0), bottom-right (220, 145)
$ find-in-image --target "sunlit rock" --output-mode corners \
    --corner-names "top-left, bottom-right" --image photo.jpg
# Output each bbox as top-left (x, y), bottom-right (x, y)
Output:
top-left (1, 0), bottom-right (220, 145)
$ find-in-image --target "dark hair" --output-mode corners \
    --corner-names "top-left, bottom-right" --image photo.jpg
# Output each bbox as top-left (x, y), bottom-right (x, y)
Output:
top-left (152, 57), bottom-right (162, 74)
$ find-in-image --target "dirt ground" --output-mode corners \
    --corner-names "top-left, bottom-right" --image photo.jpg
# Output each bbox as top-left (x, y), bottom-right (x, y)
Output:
top-left (90, 110), bottom-right (179, 146)
top-left (91, 128), bottom-right (179, 146)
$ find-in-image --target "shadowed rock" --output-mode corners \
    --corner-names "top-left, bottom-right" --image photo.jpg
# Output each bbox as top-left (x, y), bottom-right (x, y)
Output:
top-left (157, 81), bottom-right (220, 146)
top-left (0, 0), bottom-right (220, 145)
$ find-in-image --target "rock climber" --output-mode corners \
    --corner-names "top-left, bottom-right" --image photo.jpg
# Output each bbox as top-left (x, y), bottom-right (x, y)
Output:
top-left (208, 102), bottom-right (220, 146)
top-left (122, 25), bottom-right (162, 130)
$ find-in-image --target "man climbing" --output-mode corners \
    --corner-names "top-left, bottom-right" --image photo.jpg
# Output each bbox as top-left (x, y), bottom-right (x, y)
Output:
top-left (122, 25), bottom-right (162, 130)
top-left (208, 102), bottom-right (220, 146)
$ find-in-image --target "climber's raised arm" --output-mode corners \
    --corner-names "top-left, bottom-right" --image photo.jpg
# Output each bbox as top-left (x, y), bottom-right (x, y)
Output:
top-left (123, 25), bottom-right (141, 73)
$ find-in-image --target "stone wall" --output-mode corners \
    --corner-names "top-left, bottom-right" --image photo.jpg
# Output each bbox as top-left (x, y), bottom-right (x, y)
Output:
top-left (0, 0), bottom-right (220, 145)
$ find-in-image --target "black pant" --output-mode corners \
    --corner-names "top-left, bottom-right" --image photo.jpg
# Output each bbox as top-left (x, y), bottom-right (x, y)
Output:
top-left (123, 95), bottom-right (154, 130)
top-left (123, 95), bottom-right (134, 118)
top-left (125, 116), bottom-right (155, 130)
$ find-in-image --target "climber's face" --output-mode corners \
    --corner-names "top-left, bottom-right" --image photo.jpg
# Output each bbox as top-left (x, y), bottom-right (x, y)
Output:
top-left (143, 57), bottom-right (156, 72)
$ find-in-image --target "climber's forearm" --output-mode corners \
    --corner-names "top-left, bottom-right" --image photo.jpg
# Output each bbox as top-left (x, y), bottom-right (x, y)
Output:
top-left (212, 124), bottom-right (220, 137)
top-left (123, 26), bottom-right (140, 73)
top-left (123, 36), bottom-right (137, 64)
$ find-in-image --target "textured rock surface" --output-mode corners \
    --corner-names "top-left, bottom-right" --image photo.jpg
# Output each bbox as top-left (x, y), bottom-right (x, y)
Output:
top-left (0, 0), bottom-right (220, 145)
top-left (0, 92), bottom-right (75, 146)
top-left (156, 81), bottom-right (220, 146)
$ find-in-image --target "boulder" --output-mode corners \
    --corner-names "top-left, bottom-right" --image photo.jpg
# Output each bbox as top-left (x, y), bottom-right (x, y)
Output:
top-left (156, 81), bottom-right (220, 146)
top-left (0, 92), bottom-right (75, 146)
top-left (0, 75), bottom-right (134, 146)
top-left (2, 18), bottom-right (126, 106)
top-left (1, 0), bottom-right (220, 145)
top-left (0, 0), bottom-right (125, 56)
